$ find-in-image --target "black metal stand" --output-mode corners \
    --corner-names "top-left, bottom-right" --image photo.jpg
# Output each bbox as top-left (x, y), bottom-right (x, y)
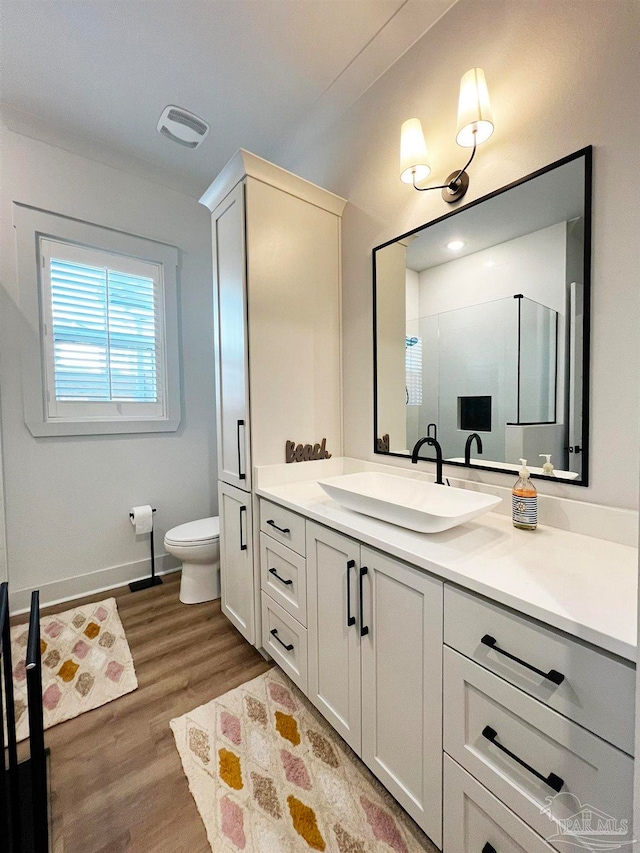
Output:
top-left (1, 582), bottom-right (51, 853)
top-left (1, 581), bottom-right (22, 851)
top-left (26, 592), bottom-right (49, 853)
top-left (129, 508), bottom-right (163, 593)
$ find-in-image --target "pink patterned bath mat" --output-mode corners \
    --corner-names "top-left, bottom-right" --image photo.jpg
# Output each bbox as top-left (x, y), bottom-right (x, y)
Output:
top-left (171, 668), bottom-right (437, 852)
top-left (9, 596), bottom-right (137, 741)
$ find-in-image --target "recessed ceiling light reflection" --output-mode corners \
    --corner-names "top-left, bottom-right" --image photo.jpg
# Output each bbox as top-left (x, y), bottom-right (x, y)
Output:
top-left (446, 240), bottom-right (465, 251)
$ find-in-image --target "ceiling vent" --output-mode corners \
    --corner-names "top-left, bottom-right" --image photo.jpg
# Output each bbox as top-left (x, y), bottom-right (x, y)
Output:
top-left (157, 105), bottom-right (210, 149)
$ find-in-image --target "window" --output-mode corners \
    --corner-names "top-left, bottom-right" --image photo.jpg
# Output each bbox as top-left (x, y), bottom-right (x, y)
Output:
top-left (14, 204), bottom-right (180, 436)
top-left (405, 335), bottom-right (423, 406)
top-left (40, 239), bottom-right (166, 421)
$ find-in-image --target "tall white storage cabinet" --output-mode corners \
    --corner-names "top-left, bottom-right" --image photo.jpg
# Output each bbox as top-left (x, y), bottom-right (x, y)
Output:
top-left (200, 150), bottom-right (346, 647)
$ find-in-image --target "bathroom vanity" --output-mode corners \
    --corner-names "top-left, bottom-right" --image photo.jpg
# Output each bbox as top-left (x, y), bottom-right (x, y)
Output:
top-left (254, 459), bottom-right (636, 853)
top-left (202, 147), bottom-right (636, 852)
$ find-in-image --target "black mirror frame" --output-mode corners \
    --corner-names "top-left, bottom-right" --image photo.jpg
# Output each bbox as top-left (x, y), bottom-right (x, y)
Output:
top-left (372, 145), bottom-right (592, 486)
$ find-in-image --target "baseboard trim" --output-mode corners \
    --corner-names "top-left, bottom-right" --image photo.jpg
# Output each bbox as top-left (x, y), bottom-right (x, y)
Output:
top-left (9, 554), bottom-right (181, 614)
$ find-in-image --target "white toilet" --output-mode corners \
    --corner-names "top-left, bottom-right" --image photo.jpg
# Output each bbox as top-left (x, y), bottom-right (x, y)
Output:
top-left (164, 517), bottom-right (221, 604)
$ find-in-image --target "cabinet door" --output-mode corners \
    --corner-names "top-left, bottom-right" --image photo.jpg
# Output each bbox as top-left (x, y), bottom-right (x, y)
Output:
top-left (219, 481), bottom-right (254, 644)
top-left (306, 522), bottom-right (361, 754)
top-left (360, 547), bottom-right (443, 848)
top-left (212, 182), bottom-right (251, 490)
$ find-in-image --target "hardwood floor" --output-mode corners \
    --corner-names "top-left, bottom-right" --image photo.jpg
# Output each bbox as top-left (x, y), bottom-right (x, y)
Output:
top-left (15, 573), bottom-right (272, 852)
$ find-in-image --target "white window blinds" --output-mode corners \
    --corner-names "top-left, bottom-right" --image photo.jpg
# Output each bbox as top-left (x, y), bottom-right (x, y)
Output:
top-left (405, 335), bottom-right (423, 406)
top-left (40, 239), bottom-right (166, 421)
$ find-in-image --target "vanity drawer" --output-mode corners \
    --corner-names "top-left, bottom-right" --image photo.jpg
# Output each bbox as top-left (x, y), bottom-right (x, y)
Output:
top-left (444, 585), bottom-right (635, 754)
top-left (443, 647), bottom-right (634, 851)
top-left (444, 755), bottom-right (554, 853)
top-left (261, 593), bottom-right (308, 694)
top-left (260, 533), bottom-right (307, 626)
top-left (260, 499), bottom-right (306, 556)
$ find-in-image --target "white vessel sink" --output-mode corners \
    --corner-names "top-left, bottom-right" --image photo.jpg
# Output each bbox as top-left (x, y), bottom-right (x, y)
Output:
top-left (318, 471), bottom-right (502, 533)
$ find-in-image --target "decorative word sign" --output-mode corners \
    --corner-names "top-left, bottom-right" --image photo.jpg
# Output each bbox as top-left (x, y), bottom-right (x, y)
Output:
top-left (286, 438), bottom-right (332, 463)
top-left (376, 434), bottom-right (390, 452)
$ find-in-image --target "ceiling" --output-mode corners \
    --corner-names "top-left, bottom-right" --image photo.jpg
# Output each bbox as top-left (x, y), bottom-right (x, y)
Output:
top-left (405, 154), bottom-right (587, 271)
top-left (0, 0), bottom-right (455, 197)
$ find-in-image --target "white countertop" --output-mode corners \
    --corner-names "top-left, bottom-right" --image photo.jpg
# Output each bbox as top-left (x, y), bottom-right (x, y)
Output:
top-left (256, 479), bottom-right (638, 662)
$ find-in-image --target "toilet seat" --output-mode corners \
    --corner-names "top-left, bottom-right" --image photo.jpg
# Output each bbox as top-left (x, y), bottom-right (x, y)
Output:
top-left (165, 516), bottom-right (220, 546)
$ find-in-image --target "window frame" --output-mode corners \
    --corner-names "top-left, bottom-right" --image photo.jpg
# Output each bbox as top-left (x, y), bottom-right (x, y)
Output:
top-left (40, 238), bottom-right (167, 422)
top-left (14, 204), bottom-right (181, 436)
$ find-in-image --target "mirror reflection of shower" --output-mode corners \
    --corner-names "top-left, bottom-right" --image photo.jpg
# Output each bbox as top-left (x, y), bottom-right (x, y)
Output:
top-left (405, 294), bottom-right (563, 470)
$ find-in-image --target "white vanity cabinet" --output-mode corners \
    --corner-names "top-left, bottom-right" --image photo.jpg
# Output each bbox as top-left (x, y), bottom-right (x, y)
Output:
top-left (306, 521), bottom-right (444, 847)
top-left (360, 546), bottom-right (443, 847)
top-left (201, 150), bottom-right (346, 647)
top-left (211, 182), bottom-right (251, 491)
top-left (256, 491), bottom-right (636, 853)
top-left (306, 524), bottom-right (362, 751)
top-left (218, 482), bottom-right (254, 643)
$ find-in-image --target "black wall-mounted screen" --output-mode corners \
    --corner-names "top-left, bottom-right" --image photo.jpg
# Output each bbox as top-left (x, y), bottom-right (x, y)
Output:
top-left (459, 396), bottom-right (492, 432)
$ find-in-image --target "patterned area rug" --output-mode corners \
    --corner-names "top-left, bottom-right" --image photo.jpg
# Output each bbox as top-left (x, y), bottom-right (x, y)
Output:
top-left (10, 597), bottom-right (137, 742)
top-left (171, 668), bottom-right (437, 853)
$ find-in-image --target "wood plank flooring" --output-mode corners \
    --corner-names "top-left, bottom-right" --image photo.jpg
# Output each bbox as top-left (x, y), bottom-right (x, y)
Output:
top-left (14, 572), bottom-right (272, 853)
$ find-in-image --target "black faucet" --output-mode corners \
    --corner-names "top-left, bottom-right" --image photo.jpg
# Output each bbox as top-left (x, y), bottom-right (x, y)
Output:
top-left (464, 432), bottom-right (483, 466)
top-left (411, 436), bottom-right (445, 485)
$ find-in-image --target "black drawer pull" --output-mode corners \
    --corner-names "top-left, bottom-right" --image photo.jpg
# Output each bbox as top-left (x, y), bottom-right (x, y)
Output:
top-left (239, 505), bottom-right (247, 551)
top-left (346, 559), bottom-right (356, 627)
top-left (482, 726), bottom-right (564, 792)
top-left (359, 566), bottom-right (369, 637)
top-left (237, 420), bottom-right (246, 480)
top-left (266, 519), bottom-right (290, 535)
top-left (270, 628), bottom-right (294, 652)
top-left (481, 635), bottom-right (564, 685)
top-left (483, 845), bottom-right (497, 853)
top-left (269, 567), bottom-right (293, 586)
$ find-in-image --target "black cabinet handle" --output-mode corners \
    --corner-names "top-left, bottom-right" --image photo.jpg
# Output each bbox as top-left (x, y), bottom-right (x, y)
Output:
top-left (266, 519), bottom-right (291, 535)
top-left (237, 420), bottom-right (246, 480)
top-left (270, 628), bottom-right (294, 652)
top-left (481, 635), bottom-right (564, 685)
top-left (359, 566), bottom-right (369, 637)
top-left (269, 567), bottom-right (293, 586)
top-left (482, 845), bottom-right (497, 853)
top-left (239, 505), bottom-right (247, 551)
top-left (346, 559), bottom-right (356, 627)
top-left (482, 726), bottom-right (564, 792)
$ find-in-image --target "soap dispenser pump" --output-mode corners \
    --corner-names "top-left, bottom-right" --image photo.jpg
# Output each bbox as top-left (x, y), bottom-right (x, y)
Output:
top-left (539, 454), bottom-right (555, 476)
top-left (512, 459), bottom-right (537, 530)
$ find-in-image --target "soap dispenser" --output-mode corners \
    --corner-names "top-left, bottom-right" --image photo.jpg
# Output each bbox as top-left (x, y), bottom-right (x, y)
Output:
top-left (512, 459), bottom-right (537, 530)
top-left (539, 454), bottom-right (555, 476)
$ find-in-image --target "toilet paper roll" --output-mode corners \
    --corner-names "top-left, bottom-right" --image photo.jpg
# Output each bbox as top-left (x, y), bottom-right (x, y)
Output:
top-left (130, 505), bottom-right (154, 535)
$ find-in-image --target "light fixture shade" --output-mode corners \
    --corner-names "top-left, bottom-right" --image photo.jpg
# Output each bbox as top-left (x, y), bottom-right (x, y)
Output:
top-left (400, 118), bottom-right (431, 184)
top-left (456, 67), bottom-right (494, 148)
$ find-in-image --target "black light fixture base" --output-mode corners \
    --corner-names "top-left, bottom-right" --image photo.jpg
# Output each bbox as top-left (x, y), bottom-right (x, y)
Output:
top-left (129, 575), bottom-right (163, 593)
top-left (442, 170), bottom-right (470, 203)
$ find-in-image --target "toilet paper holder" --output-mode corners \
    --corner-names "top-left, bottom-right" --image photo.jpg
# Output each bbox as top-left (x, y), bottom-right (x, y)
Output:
top-left (128, 507), bottom-right (157, 521)
top-left (129, 508), bottom-right (162, 593)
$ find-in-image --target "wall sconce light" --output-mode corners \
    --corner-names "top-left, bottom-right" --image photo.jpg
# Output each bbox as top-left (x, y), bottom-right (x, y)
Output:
top-left (400, 67), bottom-right (494, 203)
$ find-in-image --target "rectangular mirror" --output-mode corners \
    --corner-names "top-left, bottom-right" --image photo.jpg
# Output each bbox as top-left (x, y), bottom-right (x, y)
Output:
top-left (373, 147), bottom-right (592, 485)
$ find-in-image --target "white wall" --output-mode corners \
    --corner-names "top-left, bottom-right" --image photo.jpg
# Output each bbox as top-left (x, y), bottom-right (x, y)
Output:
top-left (0, 121), bottom-right (216, 607)
top-left (277, 0), bottom-right (640, 510)
top-left (417, 223), bottom-right (567, 317)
